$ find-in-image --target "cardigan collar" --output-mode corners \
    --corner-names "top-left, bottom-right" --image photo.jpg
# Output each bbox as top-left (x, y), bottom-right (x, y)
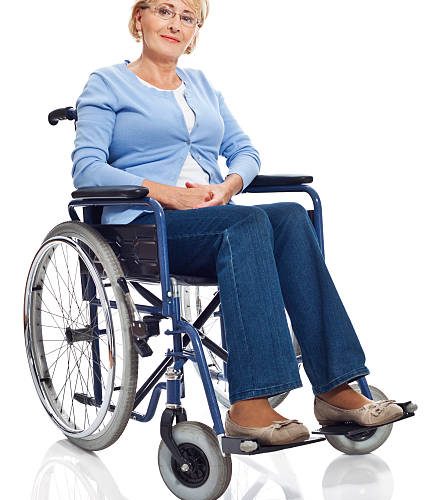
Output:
top-left (122, 59), bottom-right (187, 92)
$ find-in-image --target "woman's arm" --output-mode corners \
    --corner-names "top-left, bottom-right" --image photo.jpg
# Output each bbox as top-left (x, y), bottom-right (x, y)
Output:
top-left (71, 73), bottom-right (145, 188)
top-left (217, 91), bottom-right (260, 193)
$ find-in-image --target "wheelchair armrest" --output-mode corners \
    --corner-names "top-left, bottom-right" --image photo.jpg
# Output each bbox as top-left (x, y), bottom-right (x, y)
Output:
top-left (71, 185), bottom-right (149, 200)
top-left (243, 175), bottom-right (313, 192)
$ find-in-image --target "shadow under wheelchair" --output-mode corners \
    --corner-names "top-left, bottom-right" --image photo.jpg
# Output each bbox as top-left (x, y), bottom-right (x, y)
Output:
top-left (23, 106), bottom-right (417, 500)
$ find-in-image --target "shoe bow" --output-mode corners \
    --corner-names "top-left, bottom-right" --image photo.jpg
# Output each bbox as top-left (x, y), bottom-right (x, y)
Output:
top-left (367, 399), bottom-right (397, 417)
top-left (271, 419), bottom-right (302, 429)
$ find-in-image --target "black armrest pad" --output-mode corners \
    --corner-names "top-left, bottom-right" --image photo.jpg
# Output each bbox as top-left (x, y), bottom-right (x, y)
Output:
top-left (71, 185), bottom-right (149, 200)
top-left (243, 175), bottom-right (313, 191)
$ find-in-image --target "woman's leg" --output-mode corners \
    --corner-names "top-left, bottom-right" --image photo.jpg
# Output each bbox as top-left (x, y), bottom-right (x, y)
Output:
top-left (255, 202), bottom-right (371, 406)
top-left (131, 205), bottom-right (302, 415)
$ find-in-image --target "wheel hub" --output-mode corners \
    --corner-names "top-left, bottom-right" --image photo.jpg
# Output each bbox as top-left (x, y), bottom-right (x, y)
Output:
top-left (65, 326), bottom-right (94, 344)
top-left (171, 443), bottom-right (210, 487)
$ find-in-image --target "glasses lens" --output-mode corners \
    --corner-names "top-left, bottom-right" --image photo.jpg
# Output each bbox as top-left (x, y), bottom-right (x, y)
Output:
top-left (181, 14), bottom-right (196, 26)
top-left (156, 5), bottom-right (173, 19)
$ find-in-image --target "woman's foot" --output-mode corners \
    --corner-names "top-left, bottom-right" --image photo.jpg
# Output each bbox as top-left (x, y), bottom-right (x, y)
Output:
top-left (315, 383), bottom-right (403, 426)
top-left (316, 383), bottom-right (372, 409)
top-left (226, 397), bottom-right (310, 445)
top-left (229, 397), bottom-right (291, 427)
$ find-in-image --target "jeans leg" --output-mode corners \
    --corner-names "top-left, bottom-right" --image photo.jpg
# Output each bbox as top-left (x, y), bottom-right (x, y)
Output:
top-left (130, 206), bottom-right (302, 405)
top-left (256, 202), bottom-right (370, 395)
top-left (214, 208), bottom-right (302, 404)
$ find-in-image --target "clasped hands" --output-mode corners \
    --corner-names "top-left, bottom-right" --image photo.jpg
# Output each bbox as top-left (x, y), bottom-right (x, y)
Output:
top-left (166, 181), bottom-right (233, 210)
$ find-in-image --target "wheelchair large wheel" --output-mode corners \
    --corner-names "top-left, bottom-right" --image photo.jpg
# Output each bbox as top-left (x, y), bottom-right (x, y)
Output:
top-left (324, 383), bottom-right (394, 455)
top-left (182, 286), bottom-right (297, 409)
top-left (24, 221), bottom-right (138, 451)
top-left (158, 421), bottom-right (232, 500)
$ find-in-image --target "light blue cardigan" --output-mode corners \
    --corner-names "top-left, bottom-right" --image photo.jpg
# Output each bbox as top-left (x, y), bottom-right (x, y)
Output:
top-left (71, 60), bottom-right (261, 224)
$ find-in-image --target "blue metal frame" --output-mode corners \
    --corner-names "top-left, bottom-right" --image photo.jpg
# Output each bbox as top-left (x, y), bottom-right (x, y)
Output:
top-left (68, 183), bottom-right (372, 437)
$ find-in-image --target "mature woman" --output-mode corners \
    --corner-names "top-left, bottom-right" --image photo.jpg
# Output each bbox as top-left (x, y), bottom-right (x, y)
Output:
top-left (72, 0), bottom-right (402, 445)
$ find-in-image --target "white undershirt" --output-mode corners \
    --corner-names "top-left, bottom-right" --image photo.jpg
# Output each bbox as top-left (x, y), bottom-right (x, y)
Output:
top-left (136, 76), bottom-right (210, 187)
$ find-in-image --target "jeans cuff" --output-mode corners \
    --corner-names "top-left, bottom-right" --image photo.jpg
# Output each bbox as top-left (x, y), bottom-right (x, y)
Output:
top-left (229, 380), bottom-right (303, 405)
top-left (311, 367), bottom-right (371, 395)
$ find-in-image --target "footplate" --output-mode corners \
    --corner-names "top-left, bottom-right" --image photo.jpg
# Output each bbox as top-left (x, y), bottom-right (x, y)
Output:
top-left (312, 401), bottom-right (417, 437)
top-left (221, 434), bottom-right (326, 455)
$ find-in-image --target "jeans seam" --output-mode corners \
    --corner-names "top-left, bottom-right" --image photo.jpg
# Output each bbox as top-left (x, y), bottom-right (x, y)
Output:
top-left (224, 228), bottom-right (258, 400)
top-left (168, 231), bottom-right (224, 239)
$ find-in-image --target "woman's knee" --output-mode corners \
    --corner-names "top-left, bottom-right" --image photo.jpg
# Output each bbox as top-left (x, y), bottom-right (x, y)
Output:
top-left (258, 202), bottom-right (310, 227)
top-left (229, 205), bottom-right (273, 233)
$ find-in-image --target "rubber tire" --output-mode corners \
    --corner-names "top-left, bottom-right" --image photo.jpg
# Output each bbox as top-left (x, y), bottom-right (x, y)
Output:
top-left (39, 221), bottom-right (138, 451)
top-left (324, 383), bottom-right (393, 455)
top-left (158, 421), bottom-right (232, 500)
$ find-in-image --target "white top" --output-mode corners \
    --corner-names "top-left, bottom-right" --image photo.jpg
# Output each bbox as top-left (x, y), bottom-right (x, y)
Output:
top-left (136, 76), bottom-right (210, 187)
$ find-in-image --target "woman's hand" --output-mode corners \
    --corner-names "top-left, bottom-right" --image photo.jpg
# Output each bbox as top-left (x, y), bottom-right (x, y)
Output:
top-left (185, 181), bottom-right (233, 208)
top-left (186, 174), bottom-right (242, 208)
top-left (155, 174), bottom-right (242, 210)
top-left (160, 184), bottom-right (216, 210)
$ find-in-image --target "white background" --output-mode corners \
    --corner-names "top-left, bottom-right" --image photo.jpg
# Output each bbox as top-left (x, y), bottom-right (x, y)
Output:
top-left (1, 0), bottom-right (438, 498)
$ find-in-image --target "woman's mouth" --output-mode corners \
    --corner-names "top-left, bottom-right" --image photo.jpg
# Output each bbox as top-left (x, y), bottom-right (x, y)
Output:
top-left (160, 35), bottom-right (180, 43)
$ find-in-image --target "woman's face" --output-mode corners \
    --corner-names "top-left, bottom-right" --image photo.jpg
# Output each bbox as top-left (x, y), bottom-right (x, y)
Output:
top-left (136, 1), bottom-right (200, 60)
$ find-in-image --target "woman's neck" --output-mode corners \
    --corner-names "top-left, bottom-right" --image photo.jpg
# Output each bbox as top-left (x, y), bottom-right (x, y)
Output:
top-left (128, 51), bottom-right (180, 88)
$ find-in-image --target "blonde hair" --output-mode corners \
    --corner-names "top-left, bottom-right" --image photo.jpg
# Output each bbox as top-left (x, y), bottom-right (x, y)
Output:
top-left (129, 0), bottom-right (209, 54)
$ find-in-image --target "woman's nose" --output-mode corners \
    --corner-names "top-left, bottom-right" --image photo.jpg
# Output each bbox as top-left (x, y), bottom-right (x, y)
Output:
top-left (167, 15), bottom-right (182, 31)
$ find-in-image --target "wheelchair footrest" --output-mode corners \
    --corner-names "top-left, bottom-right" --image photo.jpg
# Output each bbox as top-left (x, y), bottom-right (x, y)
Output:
top-left (221, 434), bottom-right (326, 455)
top-left (312, 401), bottom-right (417, 437)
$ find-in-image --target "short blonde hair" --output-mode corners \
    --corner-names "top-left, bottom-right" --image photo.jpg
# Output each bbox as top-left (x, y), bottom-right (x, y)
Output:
top-left (129, 0), bottom-right (209, 54)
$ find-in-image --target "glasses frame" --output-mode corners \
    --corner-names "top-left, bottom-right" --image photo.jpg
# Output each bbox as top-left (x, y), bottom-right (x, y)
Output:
top-left (143, 4), bottom-right (201, 29)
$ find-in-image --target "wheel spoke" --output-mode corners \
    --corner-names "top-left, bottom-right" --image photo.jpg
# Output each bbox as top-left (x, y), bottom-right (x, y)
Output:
top-left (26, 229), bottom-right (136, 445)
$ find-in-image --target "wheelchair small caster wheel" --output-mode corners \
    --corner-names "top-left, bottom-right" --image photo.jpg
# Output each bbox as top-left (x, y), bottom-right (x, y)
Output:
top-left (158, 421), bottom-right (232, 500)
top-left (324, 384), bottom-right (394, 455)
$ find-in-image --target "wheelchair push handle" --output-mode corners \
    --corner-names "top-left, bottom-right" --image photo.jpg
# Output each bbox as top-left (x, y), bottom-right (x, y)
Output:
top-left (48, 106), bottom-right (77, 125)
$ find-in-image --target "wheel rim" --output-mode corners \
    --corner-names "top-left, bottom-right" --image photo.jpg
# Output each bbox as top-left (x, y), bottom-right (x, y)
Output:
top-left (171, 443), bottom-right (210, 487)
top-left (25, 236), bottom-right (118, 438)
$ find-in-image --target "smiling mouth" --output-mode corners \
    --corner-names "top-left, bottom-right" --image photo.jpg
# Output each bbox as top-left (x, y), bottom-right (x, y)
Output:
top-left (160, 35), bottom-right (180, 43)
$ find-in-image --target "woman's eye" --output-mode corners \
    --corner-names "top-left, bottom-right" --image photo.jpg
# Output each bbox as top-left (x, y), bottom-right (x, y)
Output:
top-left (182, 15), bottom-right (195, 24)
top-left (158, 7), bottom-right (172, 16)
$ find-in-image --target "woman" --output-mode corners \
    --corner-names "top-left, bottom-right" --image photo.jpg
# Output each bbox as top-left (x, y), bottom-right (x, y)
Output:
top-left (72, 0), bottom-right (403, 445)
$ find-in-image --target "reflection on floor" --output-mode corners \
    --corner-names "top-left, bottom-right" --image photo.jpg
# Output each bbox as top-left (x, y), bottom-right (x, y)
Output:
top-left (32, 440), bottom-right (394, 500)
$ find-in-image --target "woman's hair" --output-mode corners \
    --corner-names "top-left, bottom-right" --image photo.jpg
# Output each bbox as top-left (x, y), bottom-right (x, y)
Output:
top-left (129, 0), bottom-right (209, 54)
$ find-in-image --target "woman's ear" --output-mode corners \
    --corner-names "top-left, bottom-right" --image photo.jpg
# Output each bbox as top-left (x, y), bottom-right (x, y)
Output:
top-left (135, 10), bottom-right (143, 31)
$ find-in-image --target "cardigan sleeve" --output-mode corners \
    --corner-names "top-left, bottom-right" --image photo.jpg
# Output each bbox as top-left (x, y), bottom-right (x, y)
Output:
top-left (71, 72), bottom-right (145, 188)
top-left (217, 91), bottom-right (261, 193)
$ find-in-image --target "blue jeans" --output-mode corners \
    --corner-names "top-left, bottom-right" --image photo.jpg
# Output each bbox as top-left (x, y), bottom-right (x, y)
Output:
top-left (130, 202), bottom-right (370, 405)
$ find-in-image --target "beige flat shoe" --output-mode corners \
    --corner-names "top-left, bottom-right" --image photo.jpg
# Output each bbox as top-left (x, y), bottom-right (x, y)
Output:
top-left (314, 395), bottom-right (404, 427)
top-left (224, 410), bottom-right (310, 446)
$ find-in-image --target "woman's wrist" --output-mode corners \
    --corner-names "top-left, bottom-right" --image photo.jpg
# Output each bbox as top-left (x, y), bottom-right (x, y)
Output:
top-left (142, 179), bottom-right (175, 205)
top-left (224, 173), bottom-right (244, 197)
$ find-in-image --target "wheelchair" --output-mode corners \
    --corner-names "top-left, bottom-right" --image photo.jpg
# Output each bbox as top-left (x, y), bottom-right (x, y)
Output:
top-left (23, 106), bottom-right (417, 500)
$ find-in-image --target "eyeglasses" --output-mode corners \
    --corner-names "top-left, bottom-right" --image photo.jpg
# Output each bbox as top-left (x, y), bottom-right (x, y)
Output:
top-left (145, 4), bottom-right (200, 28)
